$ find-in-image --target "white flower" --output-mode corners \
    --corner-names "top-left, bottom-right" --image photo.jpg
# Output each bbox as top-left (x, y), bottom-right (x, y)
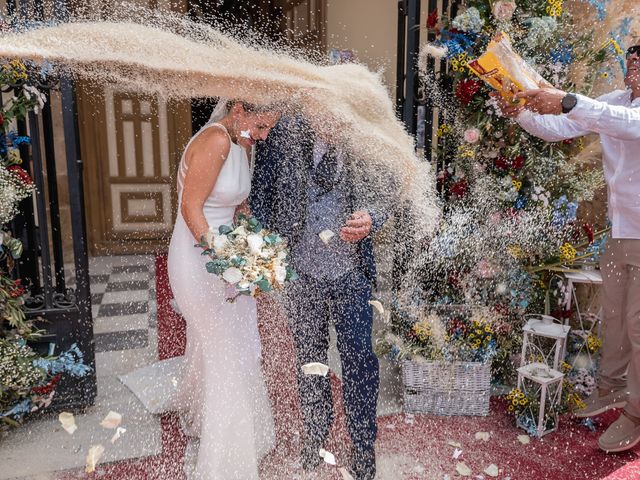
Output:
top-left (232, 225), bottom-right (248, 237)
top-left (452, 7), bottom-right (485, 34)
top-left (222, 267), bottom-right (243, 284)
top-left (212, 234), bottom-right (229, 253)
top-left (525, 17), bottom-right (558, 48)
top-left (492, 0), bottom-right (516, 21)
top-left (274, 265), bottom-right (287, 284)
top-left (246, 233), bottom-right (264, 255)
top-left (463, 128), bottom-right (481, 143)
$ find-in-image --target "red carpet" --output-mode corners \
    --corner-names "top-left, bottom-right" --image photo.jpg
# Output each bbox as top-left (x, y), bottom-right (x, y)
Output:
top-left (60, 254), bottom-right (640, 479)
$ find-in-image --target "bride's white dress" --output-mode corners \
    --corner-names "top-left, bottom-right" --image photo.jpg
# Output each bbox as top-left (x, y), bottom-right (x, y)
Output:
top-left (121, 122), bottom-right (275, 479)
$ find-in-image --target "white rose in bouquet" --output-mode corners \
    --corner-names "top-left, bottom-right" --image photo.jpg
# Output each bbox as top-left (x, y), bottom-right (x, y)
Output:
top-left (246, 233), bottom-right (264, 256)
top-left (274, 265), bottom-right (287, 284)
top-left (222, 267), bottom-right (243, 284)
top-left (212, 234), bottom-right (229, 254)
top-left (232, 225), bottom-right (248, 237)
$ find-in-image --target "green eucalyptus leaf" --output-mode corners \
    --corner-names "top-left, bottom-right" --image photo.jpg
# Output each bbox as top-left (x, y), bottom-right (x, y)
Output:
top-left (206, 259), bottom-right (228, 275)
top-left (218, 224), bottom-right (233, 235)
top-left (255, 278), bottom-right (272, 292)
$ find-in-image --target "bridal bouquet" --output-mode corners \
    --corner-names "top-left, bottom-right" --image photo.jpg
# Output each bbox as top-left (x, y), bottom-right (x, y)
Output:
top-left (199, 214), bottom-right (297, 297)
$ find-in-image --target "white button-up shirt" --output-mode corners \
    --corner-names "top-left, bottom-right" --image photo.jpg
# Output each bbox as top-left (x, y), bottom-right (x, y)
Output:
top-left (516, 89), bottom-right (640, 239)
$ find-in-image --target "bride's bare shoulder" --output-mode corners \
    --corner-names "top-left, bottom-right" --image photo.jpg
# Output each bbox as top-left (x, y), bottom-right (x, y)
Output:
top-left (187, 126), bottom-right (231, 157)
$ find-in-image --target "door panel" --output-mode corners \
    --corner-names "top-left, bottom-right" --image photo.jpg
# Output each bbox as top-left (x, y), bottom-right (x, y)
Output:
top-left (78, 83), bottom-right (191, 255)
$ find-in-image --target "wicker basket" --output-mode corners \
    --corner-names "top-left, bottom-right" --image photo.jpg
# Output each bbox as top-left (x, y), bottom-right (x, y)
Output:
top-left (402, 360), bottom-right (491, 416)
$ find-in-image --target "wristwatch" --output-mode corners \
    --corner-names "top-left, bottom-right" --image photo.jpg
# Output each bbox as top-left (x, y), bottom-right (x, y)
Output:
top-left (561, 93), bottom-right (578, 114)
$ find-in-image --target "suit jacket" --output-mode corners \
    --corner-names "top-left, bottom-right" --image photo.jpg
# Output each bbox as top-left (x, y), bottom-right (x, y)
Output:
top-left (250, 117), bottom-right (387, 285)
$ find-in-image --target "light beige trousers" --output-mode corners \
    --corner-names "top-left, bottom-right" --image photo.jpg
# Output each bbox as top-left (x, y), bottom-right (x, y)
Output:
top-left (599, 238), bottom-right (640, 417)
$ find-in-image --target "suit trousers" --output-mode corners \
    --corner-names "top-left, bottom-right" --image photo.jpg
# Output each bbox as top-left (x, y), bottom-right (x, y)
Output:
top-left (599, 238), bottom-right (640, 417)
top-left (283, 269), bottom-right (379, 451)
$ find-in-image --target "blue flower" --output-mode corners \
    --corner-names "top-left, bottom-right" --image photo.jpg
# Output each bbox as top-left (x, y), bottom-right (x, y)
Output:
top-left (1, 399), bottom-right (31, 420)
top-left (514, 195), bottom-right (528, 210)
top-left (33, 343), bottom-right (92, 378)
top-left (7, 131), bottom-right (31, 147)
top-left (586, 0), bottom-right (608, 21)
top-left (552, 195), bottom-right (578, 227)
top-left (550, 44), bottom-right (573, 65)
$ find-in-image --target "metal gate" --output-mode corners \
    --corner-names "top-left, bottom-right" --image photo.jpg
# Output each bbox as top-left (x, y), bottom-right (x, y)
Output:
top-left (2, 0), bottom-right (97, 409)
top-left (396, 0), bottom-right (462, 165)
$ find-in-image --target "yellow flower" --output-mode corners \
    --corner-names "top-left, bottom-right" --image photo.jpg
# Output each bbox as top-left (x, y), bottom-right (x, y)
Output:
top-left (507, 245), bottom-right (524, 259)
top-left (508, 405), bottom-right (514, 412)
top-left (559, 243), bottom-right (577, 262)
top-left (412, 322), bottom-right (432, 343)
top-left (458, 145), bottom-right (476, 159)
top-left (512, 179), bottom-right (522, 191)
top-left (546, 0), bottom-right (563, 16)
top-left (519, 399), bottom-right (528, 406)
top-left (587, 334), bottom-right (602, 353)
top-left (437, 124), bottom-right (451, 137)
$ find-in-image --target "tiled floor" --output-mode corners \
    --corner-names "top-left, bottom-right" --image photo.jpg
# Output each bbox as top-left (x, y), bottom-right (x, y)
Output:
top-left (87, 256), bottom-right (157, 349)
top-left (1, 255), bottom-right (162, 480)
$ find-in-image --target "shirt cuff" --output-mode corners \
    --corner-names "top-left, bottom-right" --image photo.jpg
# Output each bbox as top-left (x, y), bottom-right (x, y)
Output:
top-left (566, 94), bottom-right (602, 122)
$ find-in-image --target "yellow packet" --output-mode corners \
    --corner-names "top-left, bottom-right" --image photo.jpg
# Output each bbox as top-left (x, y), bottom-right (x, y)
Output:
top-left (468, 32), bottom-right (550, 103)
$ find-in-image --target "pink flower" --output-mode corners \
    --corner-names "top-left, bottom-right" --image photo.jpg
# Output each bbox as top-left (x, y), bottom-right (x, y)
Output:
top-left (463, 128), bottom-right (481, 143)
top-left (476, 260), bottom-right (497, 279)
top-left (488, 212), bottom-right (502, 225)
top-left (492, 0), bottom-right (516, 21)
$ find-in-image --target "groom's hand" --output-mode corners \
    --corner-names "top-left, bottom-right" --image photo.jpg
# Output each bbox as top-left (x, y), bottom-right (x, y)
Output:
top-left (340, 211), bottom-right (372, 243)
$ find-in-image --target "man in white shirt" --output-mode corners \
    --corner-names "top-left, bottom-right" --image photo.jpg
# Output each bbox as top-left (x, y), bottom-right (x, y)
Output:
top-left (496, 44), bottom-right (640, 453)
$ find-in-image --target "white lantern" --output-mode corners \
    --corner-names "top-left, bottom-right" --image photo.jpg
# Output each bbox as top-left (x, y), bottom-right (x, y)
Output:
top-left (520, 315), bottom-right (570, 371)
top-left (516, 362), bottom-right (564, 437)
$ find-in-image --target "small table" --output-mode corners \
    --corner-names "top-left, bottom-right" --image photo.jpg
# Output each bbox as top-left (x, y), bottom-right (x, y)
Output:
top-left (563, 270), bottom-right (603, 366)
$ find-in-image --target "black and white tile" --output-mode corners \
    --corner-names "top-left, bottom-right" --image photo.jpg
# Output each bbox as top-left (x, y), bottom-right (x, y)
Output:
top-left (87, 255), bottom-right (157, 353)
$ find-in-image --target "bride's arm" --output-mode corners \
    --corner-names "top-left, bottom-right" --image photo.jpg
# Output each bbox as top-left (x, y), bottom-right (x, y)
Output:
top-left (180, 128), bottom-right (231, 243)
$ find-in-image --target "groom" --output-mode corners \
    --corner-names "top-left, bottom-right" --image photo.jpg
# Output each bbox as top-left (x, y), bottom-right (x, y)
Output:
top-left (251, 117), bottom-right (386, 479)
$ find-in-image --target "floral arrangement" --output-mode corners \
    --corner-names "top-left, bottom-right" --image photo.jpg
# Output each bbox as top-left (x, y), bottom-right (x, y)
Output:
top-left (505, 386), bottom-right (562, 435)
top-left (200, 214), bottom-right (297, 297)
top-left (375, 306), bottom-right (498, 364)
top-left (380, 0), bottom-right (627, 418)
top-left (0, 59), bottom-right (90, 431)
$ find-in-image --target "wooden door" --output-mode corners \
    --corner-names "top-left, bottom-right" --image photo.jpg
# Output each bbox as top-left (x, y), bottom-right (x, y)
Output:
top-left (280, 0), bottom-right (327, 53)
top-left (77, 84), bottom-right (191, 255)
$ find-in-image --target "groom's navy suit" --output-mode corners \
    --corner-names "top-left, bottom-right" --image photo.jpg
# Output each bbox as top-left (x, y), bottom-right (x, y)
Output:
top-left (251, 118), bottom-right (384, 477)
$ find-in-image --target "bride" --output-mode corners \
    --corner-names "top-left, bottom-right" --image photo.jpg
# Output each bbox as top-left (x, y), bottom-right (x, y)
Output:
top-left (123, 99), bottom-right (281, 479)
